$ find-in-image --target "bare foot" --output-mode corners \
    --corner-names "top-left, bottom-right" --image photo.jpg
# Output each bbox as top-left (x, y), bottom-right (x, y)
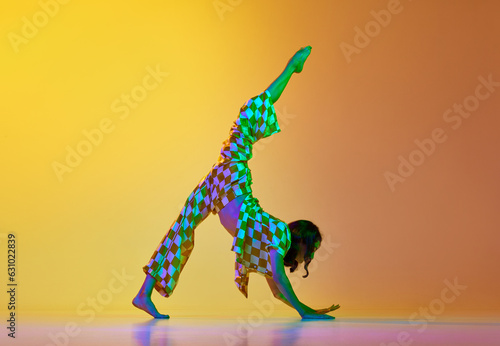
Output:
top-left (132, 293), bottom-right (170, 319)
top-left (288, 46), bottom-right (312, 73)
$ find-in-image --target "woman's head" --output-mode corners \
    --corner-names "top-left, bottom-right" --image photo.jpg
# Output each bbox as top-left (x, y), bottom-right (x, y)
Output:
top-left (283, 220), bottom-right (322, 278)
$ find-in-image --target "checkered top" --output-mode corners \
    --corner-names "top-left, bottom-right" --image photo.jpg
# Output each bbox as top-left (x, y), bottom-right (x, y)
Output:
top-left (231, 194), bottom-right (291, 297)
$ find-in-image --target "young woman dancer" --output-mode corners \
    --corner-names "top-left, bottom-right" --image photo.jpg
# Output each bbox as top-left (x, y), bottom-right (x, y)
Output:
top-left (132, 46), bottom-right (340, 320)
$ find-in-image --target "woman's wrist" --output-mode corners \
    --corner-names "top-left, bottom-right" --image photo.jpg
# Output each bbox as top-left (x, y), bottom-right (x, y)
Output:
top-left (300, 303), bottom-right (316, 315)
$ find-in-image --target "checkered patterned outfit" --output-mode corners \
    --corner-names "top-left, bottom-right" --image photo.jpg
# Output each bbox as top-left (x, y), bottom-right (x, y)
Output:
top-left (143, 90), bottom-right (291, 298)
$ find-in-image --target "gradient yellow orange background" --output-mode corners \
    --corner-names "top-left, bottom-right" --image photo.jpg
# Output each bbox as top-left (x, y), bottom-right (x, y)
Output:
top-left (1, 0), bottom-right (499, 319)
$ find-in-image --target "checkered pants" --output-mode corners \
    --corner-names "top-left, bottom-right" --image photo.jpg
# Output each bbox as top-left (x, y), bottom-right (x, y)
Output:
top-left (142, 161), bottom-right (251, 297)
top-left (142, 172), bottom-right (290, 298)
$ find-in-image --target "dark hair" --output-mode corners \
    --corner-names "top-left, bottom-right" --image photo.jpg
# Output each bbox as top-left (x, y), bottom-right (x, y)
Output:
top-left (283, 220), bottom-right (322, 278)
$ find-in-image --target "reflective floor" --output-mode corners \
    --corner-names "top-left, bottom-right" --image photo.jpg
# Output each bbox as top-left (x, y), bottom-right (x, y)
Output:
top-left (6, 311), bottom-right (500, 346)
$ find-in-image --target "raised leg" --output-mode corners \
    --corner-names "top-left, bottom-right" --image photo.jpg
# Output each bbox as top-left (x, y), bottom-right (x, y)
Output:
top-left (266, 46), bottom-right (312, 104)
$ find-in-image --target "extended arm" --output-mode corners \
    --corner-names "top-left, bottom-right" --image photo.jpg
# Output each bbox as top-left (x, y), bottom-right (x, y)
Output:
top-left (266, 276), bottom-right (315, 313)
top-left (267, 277), bottom-right (340, 315)
top-left (268, 248), bottom-right (335, 319)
